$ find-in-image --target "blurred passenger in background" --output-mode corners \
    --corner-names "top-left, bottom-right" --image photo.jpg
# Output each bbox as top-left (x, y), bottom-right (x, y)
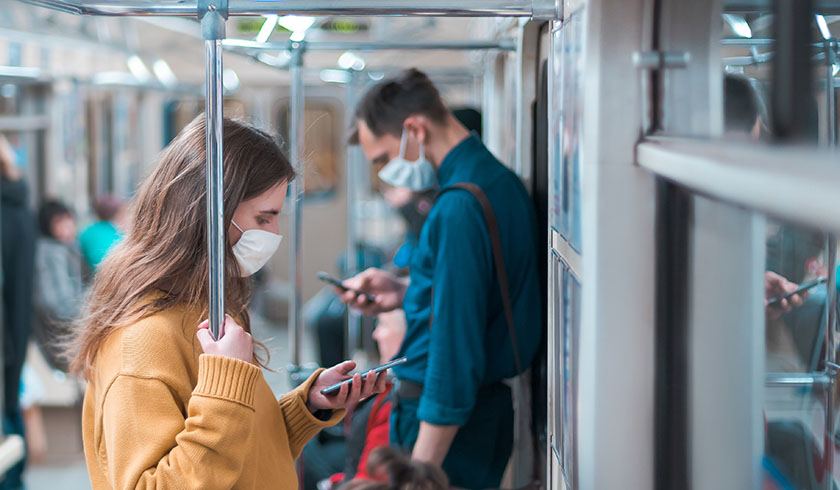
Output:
top-left (724, 73), bottom-right (763, 140)
top-left (339, 446), bottom-right (448, 490)
top-left (33, 200), bottom-right (84, 371)
top-left (305, 309), bottom-right (407, 490)
top-left (79, 194), bottom-right (126, 271)
top-left (723, 75), bottom-right (811, 320)
top-left (0, 134), bottom-right (36, 490)
top-left (381, 186), bottom-right (435, 271)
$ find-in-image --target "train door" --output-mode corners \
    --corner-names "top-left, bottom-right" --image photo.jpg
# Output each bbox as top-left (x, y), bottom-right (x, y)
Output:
top-left (546, 4), bottom-right (585, 489)
top-left (0, 79), bottom-right (50, 206)
top-left (532, 19), bottom-right (551, 490)
top-left (569, 0), bottom-right (840, 489)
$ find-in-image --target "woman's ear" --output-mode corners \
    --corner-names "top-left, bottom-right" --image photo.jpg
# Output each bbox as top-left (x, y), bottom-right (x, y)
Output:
top-left (228, 220), bottom-right (243, 245)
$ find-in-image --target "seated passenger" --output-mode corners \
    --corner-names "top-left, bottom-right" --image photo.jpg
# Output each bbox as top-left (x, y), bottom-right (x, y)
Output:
top-left (79, 194), bottom-right (126, 271)
top-left (340, 68), bottom-right (542, 488)
top-left (33, 200), bottom-right (84, 371)
top-left (339, 446), bottom-right (449, 490)
top-left (71, 116), bottom-right (387, 490)
top-left (305, 308), bottom-right (406, 490)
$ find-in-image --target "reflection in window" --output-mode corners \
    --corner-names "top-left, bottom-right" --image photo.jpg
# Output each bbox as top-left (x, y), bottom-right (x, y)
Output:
top-left (277, 99), bottom-right (341, 197)
top-left (722, 7), bottom-right (840, 486)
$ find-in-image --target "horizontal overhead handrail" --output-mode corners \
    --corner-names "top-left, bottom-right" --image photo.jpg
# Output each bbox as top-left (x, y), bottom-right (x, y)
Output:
top-left (17, 0), bottom-right (560, 18)
top-left (223, 39), bottom-right (517, 51)
top-left (636, 136), bottom-right (840, 232)
top-left (726, 0), bottom-right (840, 15)
top-left (721, 38), bottom-right (776, 46)
top-left (766, 373), bottom-right (832, 387)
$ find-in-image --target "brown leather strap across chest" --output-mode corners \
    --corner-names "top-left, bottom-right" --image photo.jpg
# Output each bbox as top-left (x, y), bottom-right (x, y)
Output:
top-left (435, 182), bottom-right (524, 375)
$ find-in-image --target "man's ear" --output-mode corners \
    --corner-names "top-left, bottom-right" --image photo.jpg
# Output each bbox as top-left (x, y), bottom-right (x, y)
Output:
top-left (403, 116), bottom-right (428, 144)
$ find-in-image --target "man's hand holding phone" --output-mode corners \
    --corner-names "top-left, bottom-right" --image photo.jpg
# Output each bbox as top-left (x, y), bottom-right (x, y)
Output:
top-left (337, 268), bottom-right (407, 316)
top-left (765, 271), bottom-right (814, 320)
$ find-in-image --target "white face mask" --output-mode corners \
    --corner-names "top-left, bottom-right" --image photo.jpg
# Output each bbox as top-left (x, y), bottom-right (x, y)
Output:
top-left (231, 220), bottom-right (283, 277)
top-left (377, 130), bottom-right (437, 191)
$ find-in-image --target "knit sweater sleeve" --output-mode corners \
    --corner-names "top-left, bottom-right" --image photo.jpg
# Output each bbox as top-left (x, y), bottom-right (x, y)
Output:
top-left (97, 354), bottom-right (260, 489)
top-left (277, 368), bottom-right (344, 459)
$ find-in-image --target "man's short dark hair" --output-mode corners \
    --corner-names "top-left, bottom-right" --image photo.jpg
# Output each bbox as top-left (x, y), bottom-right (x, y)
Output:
top-left (724, 74), bottom-right (760, 135)
top-left (351, 68), bottom-right (449, 143)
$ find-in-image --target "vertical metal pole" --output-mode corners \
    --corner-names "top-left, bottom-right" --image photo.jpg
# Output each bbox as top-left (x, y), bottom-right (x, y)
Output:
top-left (288, 43), bottom-right (304, 366)
top-left (200, 0), bottom-right (227, 340)
top-left (825, 39), bottom-right (838, 490)
top-left (825, 237), bottom-right (837, 490)
top-left (345, 71), bottom-right (361, 360)
top-left (827, 39), bottom-right (837, 147)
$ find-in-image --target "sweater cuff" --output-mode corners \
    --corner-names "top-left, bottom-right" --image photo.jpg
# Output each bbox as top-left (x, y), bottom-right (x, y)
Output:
top-left (279, 368), bottom-right (345, 450)
top-left (193, 354), bottom-right (261, 409)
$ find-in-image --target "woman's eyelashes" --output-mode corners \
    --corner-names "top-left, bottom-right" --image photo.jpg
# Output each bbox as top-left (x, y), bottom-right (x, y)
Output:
top-left (256, 217), bottom-right (270, 226)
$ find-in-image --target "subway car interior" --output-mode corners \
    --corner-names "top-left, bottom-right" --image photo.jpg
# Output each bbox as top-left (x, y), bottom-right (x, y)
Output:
top-left (0, 0), bottom-right (839, 489)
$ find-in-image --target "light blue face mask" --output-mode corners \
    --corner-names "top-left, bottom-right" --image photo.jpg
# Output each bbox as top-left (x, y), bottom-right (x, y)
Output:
top-left (377, 130), bottom-right (437, 191)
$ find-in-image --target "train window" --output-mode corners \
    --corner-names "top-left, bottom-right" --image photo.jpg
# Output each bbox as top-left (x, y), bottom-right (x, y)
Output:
top-left (111, 92), bottom-right (142, 197)
top-left (162, 98), bottom-right (248, 145)
top-left (762, 222), bottom-right (834, 489)
top-left (277, 98), bottom-right (342, 198)
top-left (718, 4), bottom-right (840, 486)
top-left (564, 266), bottom-right (581, 488)
top-left (550, 10), bottom-right (584, 253)
top-left (0, 82), bottom-right (49, 205)
top-left (550, 254), bottom-right (565, 465)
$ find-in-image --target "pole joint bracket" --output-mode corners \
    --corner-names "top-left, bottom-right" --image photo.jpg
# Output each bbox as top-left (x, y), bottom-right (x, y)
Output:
top-left (198, 0), bottom-right (228, 41)
top-left (530, 0), bottom-right (561, 20)
top-left (289, 41), bottom-right (306, 67)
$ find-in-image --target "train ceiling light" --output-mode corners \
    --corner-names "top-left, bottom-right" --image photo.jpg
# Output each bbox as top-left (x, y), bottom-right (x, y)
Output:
top-left (816, 14), bottom-right (832, 40)
top-left (277, 15), bottom-right (315, 42)
top-left (126, 55), bottom-right (152, 82)
top-left (337, 51), bottom-right (365, 71)
top-left (723, 13), bottom-right (753, 38)
top-left (152, 58), bottom-right (178, 87)
top-left (255, 14), bottom-right (277, 43)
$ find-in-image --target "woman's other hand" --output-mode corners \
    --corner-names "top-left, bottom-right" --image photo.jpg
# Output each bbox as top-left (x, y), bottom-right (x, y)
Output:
top-left (306, 361), bottom-right (388, 412)
top-left (196, 315), bottom-right (254, 363)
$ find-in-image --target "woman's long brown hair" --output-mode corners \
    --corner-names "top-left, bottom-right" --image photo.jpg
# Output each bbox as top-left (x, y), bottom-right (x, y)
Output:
top-left (70, 116), bottom-right (295, 378)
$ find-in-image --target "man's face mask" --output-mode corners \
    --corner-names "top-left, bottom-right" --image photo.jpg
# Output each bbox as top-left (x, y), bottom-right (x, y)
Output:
top-left (377, 130), bottom-right (437, 191)
top-left (231, 220), bottom-right (283, 277)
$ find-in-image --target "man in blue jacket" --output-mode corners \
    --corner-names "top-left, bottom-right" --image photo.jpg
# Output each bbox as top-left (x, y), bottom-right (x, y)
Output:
top-left (340, 68), bottom-right (541, 488)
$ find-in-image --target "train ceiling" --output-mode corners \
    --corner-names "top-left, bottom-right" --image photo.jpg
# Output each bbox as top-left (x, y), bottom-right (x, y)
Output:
top-left (0, 2), bottom-right (501, 89)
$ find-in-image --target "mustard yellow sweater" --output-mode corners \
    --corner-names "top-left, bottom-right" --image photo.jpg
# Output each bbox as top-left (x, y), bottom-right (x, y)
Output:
top-left (81, 304), bottom-right (343, 489)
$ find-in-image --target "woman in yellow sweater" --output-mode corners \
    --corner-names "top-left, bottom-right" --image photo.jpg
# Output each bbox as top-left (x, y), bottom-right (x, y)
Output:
top-left (70, 116), bottom-right (386, 489)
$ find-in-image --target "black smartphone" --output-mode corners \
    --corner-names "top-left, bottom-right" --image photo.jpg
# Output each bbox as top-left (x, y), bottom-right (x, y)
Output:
top-left (317, 271), bottom-right (376, 304)
top-left (767, 277), bottom-right (827, 307)
top-left (320, 357), bottom-right (408, 395)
